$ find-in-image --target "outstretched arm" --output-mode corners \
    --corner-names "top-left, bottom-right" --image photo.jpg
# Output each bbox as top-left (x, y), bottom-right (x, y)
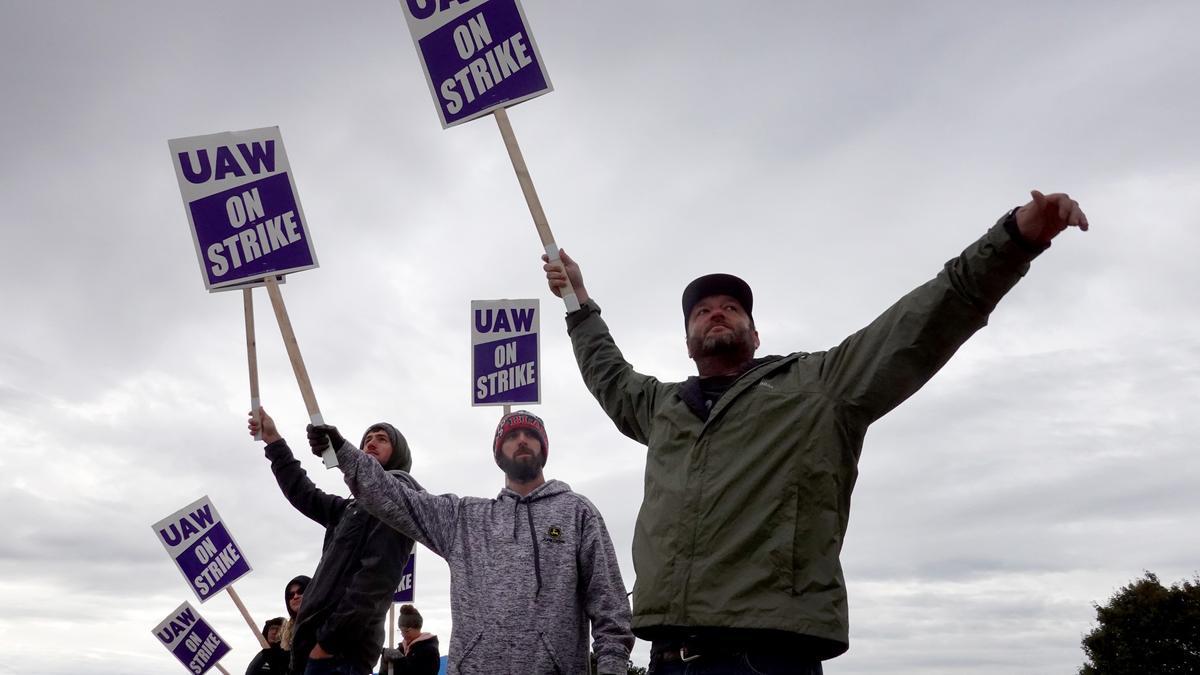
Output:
top-left (308, 425), bottom-right (460, 558)
top-left (248, 408), bottom-right (345, 526)
top-left (820, 192), bottom-right (1090, 425)
top-left (543, 249), bottom-right (664, 444)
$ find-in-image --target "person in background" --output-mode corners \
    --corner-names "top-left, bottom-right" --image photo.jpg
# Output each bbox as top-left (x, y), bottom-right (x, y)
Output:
top-left (280, 576), bottom-right (310, 654)
top-left (379, 604), bottom-right (440, 675)
top-left (246, 617), bottom-right (288, 675)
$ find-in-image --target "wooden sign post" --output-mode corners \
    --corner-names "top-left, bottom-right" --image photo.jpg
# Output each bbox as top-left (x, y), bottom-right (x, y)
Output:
top-left (263, 276), bottom-right (337, 467)
top-left (244, 289), bottom-right (261, 441)
top-left (396, 0), bottom-right (576, 310)
top-left (227, 585), bottom-right (269, 649)
top-left (387, 605), bottom-right (396, 675)
top-left (493, 109), bottom-right (580, 312)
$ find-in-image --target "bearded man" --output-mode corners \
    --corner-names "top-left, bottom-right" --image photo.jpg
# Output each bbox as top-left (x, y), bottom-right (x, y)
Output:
top-left (543, 191), bottom-right (1089, 673)
top-left (309, 411), bottom-right (634, 675)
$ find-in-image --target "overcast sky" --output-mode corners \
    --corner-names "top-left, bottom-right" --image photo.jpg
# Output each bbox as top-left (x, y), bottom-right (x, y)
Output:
top-left (2, 1), bottom-right (1198, 673)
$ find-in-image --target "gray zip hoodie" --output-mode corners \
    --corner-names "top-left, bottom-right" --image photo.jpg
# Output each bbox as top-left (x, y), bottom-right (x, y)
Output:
top-left (332, 441), bottom-right (634, 675)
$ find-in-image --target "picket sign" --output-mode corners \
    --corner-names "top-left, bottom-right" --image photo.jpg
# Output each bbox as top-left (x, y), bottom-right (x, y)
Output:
top-left (395, 0), bottom-right (578, 311)
top-left (169, 127), bottom-right (314, 440)
top-left (168, 128), bottom-right (318, 291)
top-left (152, 601), bottom-right (234, 675)
top-left (151, 497), bottom-right (266, 648)
top-left (471, 299), bottom-right (539, 406)
top-left (263, 276), bottom-right (337, 467)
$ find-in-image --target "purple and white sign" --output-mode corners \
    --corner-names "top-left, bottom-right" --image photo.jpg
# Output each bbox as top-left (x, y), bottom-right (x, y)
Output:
top-left (399, 0), bottom-right (553, 128)
top-left (472, 299), bottom-right (539, 406)
top-left (152, 496), bottom-right (252, 603)
top-left (393, 552), bottom-right (416, 603)
top-left (152, 601), bottom-right (231, 675)
top-left (169, 127), bottom-right (318, 291)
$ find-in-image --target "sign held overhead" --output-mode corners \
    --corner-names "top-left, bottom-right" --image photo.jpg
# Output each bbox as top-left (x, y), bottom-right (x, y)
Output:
top-left (471, 299), bottom-right (539, 406)
top-left (152, 496), bottom-right (253, 602)
top-left (399, 0), bottom-right (553, 128)
top-left (169, 127), bottom-right (318, 291)
top-left (393, 552), bottom-right (416, 603)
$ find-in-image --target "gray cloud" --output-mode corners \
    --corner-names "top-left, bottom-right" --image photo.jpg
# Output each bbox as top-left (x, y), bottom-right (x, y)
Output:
top-left (2, 1), bottom-right (1198, 673)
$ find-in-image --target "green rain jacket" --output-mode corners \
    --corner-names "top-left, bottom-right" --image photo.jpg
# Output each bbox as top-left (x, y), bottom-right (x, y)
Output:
top-left (564, 214), bottom-right (1046, 659)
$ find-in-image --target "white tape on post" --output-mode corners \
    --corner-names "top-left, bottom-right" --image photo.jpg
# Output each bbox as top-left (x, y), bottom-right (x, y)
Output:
top-left (310, 412), bottom-right (338, 468)
top-left (250, 397), bottom-right (262, 442)
top-left (544, 243), bottom-right (580, 312)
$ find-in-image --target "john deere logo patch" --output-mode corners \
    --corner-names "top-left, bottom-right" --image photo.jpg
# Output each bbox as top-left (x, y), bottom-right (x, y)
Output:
top-left (548, 526), bottom-right (562, 539)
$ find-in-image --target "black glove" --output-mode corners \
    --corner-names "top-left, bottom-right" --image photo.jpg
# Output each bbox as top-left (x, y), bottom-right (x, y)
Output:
top-left (306, 424), bottom-right (346, 457)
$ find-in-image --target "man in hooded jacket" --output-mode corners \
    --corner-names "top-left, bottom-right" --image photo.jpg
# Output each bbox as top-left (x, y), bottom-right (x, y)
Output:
top-left (307, 410), bottom-right (634, 675)
top-left (250, 409), bottom-right (418, 675)
top-left (245, 617), bottom-right (288, 675)
top-left (280, 575), bottom-right (309, 654)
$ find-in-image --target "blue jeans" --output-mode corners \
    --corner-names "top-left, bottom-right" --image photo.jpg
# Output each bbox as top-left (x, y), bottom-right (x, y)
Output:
top-left (648, 650), bottom-right (824, 675)
top-left (302, 656), bottom-right (362, 675)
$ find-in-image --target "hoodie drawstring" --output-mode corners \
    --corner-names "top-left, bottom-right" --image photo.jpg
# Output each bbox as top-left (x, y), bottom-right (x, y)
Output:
top-left (506, 491), bottom-right (545, 597)
top-left (525, 501), bottom-right (543, 597)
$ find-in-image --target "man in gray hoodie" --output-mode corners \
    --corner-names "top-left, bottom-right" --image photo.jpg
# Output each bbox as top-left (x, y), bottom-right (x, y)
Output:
top-left (306, 411), bottom-right (634, 675)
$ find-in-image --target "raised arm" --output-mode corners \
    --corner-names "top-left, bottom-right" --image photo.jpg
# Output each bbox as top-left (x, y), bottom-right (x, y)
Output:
top-left (820, 192), bottom-right (1089, 424)
top-left (544, 250), bottom-right (663, 444)
top-left (249, 408), bottom-right (345, 526)
top-left (307, 424), bottom-right (460, 558)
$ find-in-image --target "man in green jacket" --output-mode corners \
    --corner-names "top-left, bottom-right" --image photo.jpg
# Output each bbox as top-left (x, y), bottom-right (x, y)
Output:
top-left (543, 191), bottom-right (1089, 673)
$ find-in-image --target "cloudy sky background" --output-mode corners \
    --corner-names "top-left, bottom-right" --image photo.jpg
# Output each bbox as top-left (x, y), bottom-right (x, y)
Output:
top-left (2, 1), bottom-right (1198, 673)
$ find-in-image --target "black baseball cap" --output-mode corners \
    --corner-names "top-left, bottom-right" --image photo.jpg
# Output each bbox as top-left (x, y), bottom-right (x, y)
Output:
top-left (682, 273), bottom-right (753, 328)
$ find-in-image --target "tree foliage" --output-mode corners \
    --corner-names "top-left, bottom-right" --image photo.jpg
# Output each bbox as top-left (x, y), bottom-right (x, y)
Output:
top-left (1079, 571), bottom-right (1200, 674)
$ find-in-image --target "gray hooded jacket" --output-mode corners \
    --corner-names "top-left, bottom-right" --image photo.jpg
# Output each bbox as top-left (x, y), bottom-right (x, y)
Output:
top-left (332, 441), bottom-right (634, 675)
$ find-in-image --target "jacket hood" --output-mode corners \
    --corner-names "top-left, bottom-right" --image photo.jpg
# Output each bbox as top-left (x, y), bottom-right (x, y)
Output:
top-left (496, 478), bottom-right (571, 502)
top-left (409, 632), bottom-right (437, 647)
top-left (283, 575), bottom-right (310, 618)
top-left (360, 422), bottom-right (411, 472)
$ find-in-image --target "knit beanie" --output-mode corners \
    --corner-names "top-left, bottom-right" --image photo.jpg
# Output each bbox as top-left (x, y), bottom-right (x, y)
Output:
top-left (397, 604), bottom-right (423, 630)
top-left (361, 422), bottom-right (412, 472)
top-left (492, 410), bottom-right (549, 459)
